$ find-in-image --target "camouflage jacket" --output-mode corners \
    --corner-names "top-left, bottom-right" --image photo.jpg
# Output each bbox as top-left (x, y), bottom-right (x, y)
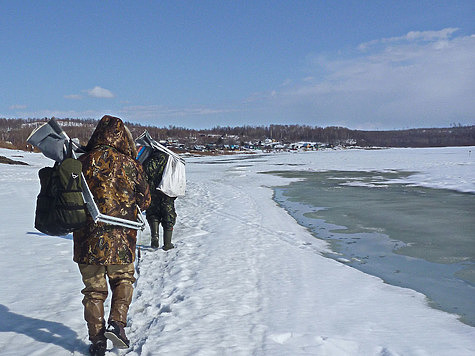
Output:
top-left (73, 115), bottom-right (151, 265)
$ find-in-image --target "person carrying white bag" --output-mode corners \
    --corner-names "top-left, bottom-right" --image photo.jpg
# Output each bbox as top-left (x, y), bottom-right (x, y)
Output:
top-left (136, 131), bottom-right (186, 250)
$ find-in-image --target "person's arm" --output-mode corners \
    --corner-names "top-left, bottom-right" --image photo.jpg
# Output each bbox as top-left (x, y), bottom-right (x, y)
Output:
top-left (135, 163), bottom-right (151, 211)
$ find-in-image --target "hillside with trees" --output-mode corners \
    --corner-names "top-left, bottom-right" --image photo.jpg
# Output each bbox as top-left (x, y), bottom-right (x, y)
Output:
top-left (0, 118), bottom-right (473, 152)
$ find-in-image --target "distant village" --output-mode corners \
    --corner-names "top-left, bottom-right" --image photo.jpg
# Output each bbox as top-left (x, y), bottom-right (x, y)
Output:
top-left (1, 118), bottom-right (362, 154)
top-left (0, 118), bottom-right (473, 153)
top-left (159, 134), bottom-right (352, 154)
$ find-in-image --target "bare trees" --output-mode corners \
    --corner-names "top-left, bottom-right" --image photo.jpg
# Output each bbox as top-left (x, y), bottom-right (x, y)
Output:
top-left (0, 117), bottom-right (474, 150)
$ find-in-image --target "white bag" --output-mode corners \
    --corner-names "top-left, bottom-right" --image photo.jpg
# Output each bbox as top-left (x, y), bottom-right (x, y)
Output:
top-left (136, 130), bottom-right (186, 197)
top-left (157, 154), bottom-right (186, 197)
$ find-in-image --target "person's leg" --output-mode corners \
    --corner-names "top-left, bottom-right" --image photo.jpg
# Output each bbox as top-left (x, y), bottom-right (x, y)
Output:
top-left (161, 196), bottom-right (177, 251)
top-left (146, 201), bottom-right (161, 248)
top-left (78, 264), bottom-right (108, 345)
top-left (147, 215), bottom-right (160, 248)
top-left (162, 229), bottom-right (174, 251)
top-left (107, 263), bottom-right (136, 325)
top-left (104, 263), bottom-right (135, 348)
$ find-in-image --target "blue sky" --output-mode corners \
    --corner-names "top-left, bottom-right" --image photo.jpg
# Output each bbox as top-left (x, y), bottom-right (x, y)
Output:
top-left (1, 1), bottom-right (474, 129)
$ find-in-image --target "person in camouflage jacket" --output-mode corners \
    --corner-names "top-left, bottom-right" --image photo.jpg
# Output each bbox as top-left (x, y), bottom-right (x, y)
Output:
top-left (142, 149), bottom-right (177, 250)
top-left (73, 115), bottom-right (151, 354)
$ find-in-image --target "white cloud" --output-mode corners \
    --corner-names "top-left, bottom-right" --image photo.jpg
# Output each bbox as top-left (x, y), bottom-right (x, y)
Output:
top-left (401, 28), bottom-right (459, 42)
top-left (86, 86), bottom-right (114, 98)
top-left (262, 29), bottom-right (475, 129)
top-left (358, 28), bottom-right (459, 51)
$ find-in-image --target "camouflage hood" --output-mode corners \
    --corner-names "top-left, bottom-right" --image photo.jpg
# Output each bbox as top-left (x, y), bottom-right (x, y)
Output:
top-left (86, 115), bottom-right (137, 158)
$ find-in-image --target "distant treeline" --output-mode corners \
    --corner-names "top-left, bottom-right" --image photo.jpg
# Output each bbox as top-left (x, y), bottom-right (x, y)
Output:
top-left (0, 118), bottom-right (195, 150)
top-left (208, 124), bottom-right (475, 147)
top-left (350, 126), bottom-right (475, 147)
top-left (0, 118), bottom-right (473, 150)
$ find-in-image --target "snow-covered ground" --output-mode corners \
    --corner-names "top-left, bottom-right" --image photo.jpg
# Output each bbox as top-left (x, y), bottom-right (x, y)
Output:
top-left (0, 146), bottom-right (474, 356)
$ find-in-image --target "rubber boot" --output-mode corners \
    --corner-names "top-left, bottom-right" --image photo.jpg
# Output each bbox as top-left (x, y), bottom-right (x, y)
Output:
top-left (105, 320), bottom-right (130, 349)
top-left (149, 219), bottom-right (160, 248)
top-left (89, 339), bottom-right (106, 356)
top-left (83, 297), bottom-right (106, 345)
top-left (162, 229), bottom-right (174, 251)
top-left (109, 280), bottom-right (134, 326)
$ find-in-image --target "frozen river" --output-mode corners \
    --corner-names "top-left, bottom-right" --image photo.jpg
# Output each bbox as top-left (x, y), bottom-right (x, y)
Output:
top-left (270, 169), bottom-right (475, 326)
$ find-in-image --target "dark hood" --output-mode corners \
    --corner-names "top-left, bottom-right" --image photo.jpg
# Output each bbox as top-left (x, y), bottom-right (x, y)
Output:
top-left (86, 115), bottom-right (136, 158)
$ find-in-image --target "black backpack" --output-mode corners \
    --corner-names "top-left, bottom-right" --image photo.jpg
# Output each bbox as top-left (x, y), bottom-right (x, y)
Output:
top-left (35, 156), bottom-right (88, 236)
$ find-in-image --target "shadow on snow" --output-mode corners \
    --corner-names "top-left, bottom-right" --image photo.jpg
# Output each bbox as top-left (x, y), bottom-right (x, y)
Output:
top-left (0, 304), bottom-right (87, 353)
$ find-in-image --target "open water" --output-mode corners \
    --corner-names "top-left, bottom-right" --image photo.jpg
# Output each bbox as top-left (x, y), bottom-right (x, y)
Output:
top-left (269, 170), bottom-right (475, 326)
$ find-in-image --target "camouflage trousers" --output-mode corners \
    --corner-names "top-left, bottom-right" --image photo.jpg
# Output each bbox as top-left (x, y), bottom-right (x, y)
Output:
top-left (78, 263), bottom-right (136, 343)
top-left (146, 191), bottom-right (177, 230)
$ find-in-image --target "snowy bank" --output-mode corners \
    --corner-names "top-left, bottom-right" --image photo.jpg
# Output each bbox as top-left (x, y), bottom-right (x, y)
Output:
top-left (0, 147), bottom-right (473, 356)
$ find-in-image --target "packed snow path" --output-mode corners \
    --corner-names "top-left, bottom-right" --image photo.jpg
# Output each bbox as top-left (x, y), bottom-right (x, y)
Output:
top-left (0, 148), bottom-right (474, 356)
